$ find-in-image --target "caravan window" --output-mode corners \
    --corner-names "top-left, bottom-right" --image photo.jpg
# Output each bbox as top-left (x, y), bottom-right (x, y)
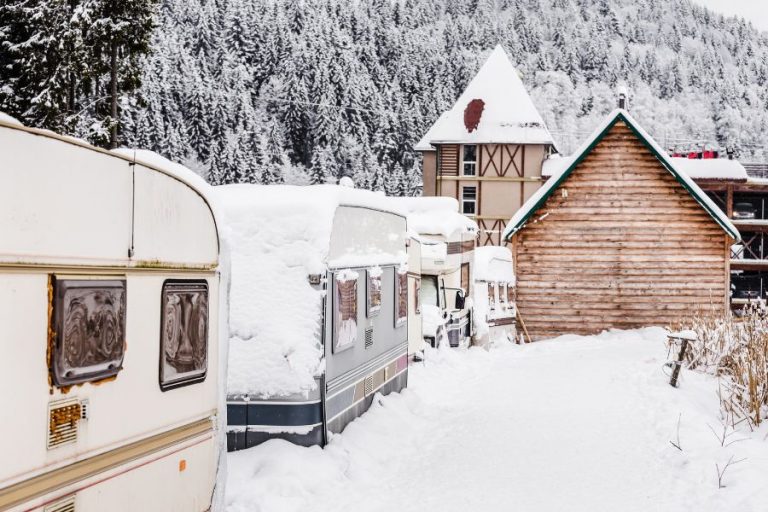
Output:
top-left (506, 283), bottom-right (515, 305)
top-left (488, 283), bottom-right (496, 311)
top-left (395, 271), bottom-right (408, 326)
top-left (51, 279), bottom-right (126, 387)
top-left (367, 268), bottom-right (382, 317)
top-left (414, 278), bottom-right (421, 315)
top-left (334, 271), bottom-right (358, 352)
top-left (160, 281), bottom-right (209, 390)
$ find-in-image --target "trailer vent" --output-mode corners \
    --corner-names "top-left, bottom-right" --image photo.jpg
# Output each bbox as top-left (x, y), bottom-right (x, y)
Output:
top-left (48, 399), bottom-right (81, 449)
top-left (364, 375), bottom-right (374, 397)
top-left (364, 328), bottom-right (374, 349)
top-left (44, 495), bottom-right (75, 512)
top-left (80, 399), bottom-right (89, 420)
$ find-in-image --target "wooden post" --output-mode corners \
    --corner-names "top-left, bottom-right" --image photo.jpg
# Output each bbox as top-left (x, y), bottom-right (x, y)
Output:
top-left (669, 336), bottom-right (690, 388)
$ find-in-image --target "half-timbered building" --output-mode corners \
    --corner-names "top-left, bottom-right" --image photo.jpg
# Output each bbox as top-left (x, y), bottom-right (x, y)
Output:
top-left (503, 110), bottom-right (740, 340)
top-left (416, 45), bottom-right (556, 246)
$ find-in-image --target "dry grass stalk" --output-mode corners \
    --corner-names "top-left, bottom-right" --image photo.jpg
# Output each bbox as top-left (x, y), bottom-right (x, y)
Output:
top-left (671, 302), bottom-right (768, 429)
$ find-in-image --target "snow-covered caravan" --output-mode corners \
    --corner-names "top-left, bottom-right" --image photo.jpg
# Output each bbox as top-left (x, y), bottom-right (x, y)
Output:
top-left (473, 247), bottom-right (516, 346)
top-left (393, 198), bottom-right (478, 348)
top-left (217, 185), bottom-right (409, 450)
top-left (0, 120), bottom-right (222, 511)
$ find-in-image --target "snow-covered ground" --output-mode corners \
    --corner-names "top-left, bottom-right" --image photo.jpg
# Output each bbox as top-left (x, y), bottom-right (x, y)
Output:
top-left (225, 328), bottom-right (768, 512)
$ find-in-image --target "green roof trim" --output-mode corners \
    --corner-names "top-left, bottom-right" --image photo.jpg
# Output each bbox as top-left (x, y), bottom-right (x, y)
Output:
top-left (503, 110), bottom-right (741, 242)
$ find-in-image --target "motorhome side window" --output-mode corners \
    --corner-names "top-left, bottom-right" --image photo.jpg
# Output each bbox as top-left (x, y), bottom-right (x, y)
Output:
top-left (462, 187), bottom-right (477, 215)
top-left (462, 145), bottom-right (477, 176)
top-left (51, 278), bottom-right (126, 387)
top-left (506, 283), bottom-right (515, 304)
top-left (367, 268), bottom-right (382, 317)
top-left (334, 270), bottom-right (358, 352)
top-left (395, 271), bottom-right (408, 326)
top-left (160, 280), bottom-right (209, 390)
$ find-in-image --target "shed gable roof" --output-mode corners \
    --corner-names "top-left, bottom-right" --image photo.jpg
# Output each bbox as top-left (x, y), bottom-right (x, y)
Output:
top-left (502, 109), bottom-right (740, 242)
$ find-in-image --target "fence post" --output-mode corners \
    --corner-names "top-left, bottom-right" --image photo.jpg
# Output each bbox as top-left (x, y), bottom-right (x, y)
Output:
top-left (668, 331), bottom-right (696, 388)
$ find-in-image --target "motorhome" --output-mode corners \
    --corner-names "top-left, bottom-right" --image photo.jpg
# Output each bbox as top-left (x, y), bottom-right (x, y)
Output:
top-left (473, 246), bottom-right (517, 346)
top-left (0, 118), bottom-right (223, 511)
top-left (216, 185), bottom-right (410, 450)
top-left (392, 198), bottom-right (478, 348)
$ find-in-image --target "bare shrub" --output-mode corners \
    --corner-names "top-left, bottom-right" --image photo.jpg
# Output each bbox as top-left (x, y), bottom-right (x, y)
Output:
top-left (672, 303), bottom-right (768, 429)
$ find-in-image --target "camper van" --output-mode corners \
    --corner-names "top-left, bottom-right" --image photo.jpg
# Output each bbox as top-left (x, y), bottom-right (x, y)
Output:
top-left (0, 119), bottom-right (223, 511)
top-left (217, 185), bottom-right (410, 450)
top-left (393, 198), bottom-right (478, 348)
top-left (473, 246), bottom-right (516, 346)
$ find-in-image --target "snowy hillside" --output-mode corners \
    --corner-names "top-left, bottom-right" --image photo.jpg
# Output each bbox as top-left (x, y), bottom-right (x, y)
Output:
top-left (125, 0), bottom-right (768, 188)
top-left (2, 0), bottom-right (767, 188)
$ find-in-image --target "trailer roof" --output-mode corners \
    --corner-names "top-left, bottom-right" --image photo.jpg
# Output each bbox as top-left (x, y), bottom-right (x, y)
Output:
top-left (503, 109), bottom-right (740, 242)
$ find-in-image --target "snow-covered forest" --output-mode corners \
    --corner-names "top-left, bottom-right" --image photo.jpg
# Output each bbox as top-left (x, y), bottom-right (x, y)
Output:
top-left (2, 0), bottom-right (768, 190)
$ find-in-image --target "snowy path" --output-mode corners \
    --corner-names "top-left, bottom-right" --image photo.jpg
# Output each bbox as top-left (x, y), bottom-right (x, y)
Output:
top-left (226, 328), bottom-right (768, 512)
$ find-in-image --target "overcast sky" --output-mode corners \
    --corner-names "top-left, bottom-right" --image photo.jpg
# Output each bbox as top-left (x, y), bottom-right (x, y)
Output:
top-left (691, 0), bottom-right (768, 31)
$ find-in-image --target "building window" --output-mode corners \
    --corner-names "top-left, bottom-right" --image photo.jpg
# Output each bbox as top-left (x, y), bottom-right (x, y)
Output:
top-left (462, 186), bottom-right (477, 215)
top-left (462, 145), bottom-right (477, 176)
top-left (51, 279), bottom-right (126, 387)
top-left (395, 271), bottom-right (408, 326)
top-left (367, 268), bottom-right (382, 317)
top-left (160, 280), bottom-right (209, 390)
top-left (334, 270), bottom-right (358, 353)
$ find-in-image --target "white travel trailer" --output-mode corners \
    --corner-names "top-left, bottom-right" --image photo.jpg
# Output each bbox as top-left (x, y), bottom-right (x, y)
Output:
top-left (216, 185), bottom-right (410, 450)
top-left (392, 198), bottom-right (478, 348)
top-left (473, 246), bottom-right (517, 346)
top-left (0, 118), bottom-right (223, 511)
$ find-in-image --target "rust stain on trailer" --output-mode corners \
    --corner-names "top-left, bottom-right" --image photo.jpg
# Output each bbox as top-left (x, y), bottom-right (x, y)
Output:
top-left (48, 402), bottom-right (81, 446)
top-left (46, 275), bottom-right (55, 394)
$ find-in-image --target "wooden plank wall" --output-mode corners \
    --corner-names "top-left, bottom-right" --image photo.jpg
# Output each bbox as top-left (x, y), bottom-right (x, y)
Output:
top-left (514, 122), bottom-right (728, 340)
top-left (438, 144), bottom-right (459, 176)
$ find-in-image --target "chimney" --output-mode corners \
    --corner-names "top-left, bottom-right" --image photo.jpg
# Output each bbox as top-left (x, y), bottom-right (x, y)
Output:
top-left (617, 86), bottom-right (628, 110)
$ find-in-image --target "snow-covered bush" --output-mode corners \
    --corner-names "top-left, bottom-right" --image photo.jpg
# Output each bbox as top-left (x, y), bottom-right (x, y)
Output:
top-left (673, 304), bottom-right (768, 429)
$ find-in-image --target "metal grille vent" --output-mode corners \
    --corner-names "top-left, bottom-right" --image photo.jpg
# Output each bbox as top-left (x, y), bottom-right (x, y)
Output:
top-left (364, 328), bottom-right (374, 349)
top-left (364, 375), bottom-right (374, 397)
top-left (80, 399), bottom-right (89, 420)
top-left (44, 495), bottom-right (75, 512)
top-left (48, 400), bottom-right (81, 449)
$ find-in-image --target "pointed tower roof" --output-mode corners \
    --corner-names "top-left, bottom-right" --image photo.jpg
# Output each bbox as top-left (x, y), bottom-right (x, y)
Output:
top-left (415, 45), bottom-right (554, 151)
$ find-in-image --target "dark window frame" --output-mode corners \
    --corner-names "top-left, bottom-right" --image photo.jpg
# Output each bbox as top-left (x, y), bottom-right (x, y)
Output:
top-left (462, 145), bottom-right (477, 176)
top-left (462, 186), bottom-right (477, 215)
top-left (50, 277), bottom-right (127, 387)
top-left (366, 268), bottom-right (382, 317)
top-left (395, 271), bottom-right (408, 327)
top-left (159, 279), bottom-right (209, 392)
top-left (333, 271), bottom-right (359, 353)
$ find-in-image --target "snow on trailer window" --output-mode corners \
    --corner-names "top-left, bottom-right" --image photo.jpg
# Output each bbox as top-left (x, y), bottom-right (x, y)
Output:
top-left (420, 276), bottom-right (439, 308)
top-left (52, 279), bottom-right (126, 387)
top-left (395, 270), bottom-right (408, 326)
top-left (160, 281), bottom-right (208, 390)
top-left (367, 267), bottom-right (382, 317)
top-left (334, 270), bottom-right (359, 353)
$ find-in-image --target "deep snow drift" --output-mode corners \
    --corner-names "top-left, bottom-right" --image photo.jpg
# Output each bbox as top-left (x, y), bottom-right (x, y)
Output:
top-left (226, 328), bottom-right (768, 512)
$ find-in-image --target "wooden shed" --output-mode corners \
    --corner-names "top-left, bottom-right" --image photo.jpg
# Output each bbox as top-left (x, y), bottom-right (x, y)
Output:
top-left (503, 110), bottom-right (740, 340)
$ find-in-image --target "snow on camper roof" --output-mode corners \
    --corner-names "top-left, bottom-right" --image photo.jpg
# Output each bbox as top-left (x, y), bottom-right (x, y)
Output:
top-left (415, 45), bottom-right (554, 151)
top-left (389, 196), bottom-right (478, 239)
top-left (474, 246), bottom-right (515, 284)
top-left (503, 109), bottom-right (740, 242)
top-left (214, 184), bottom-right (406, 398)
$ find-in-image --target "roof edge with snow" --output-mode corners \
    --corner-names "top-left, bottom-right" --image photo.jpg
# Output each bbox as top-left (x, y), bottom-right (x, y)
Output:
top-left (502, 110), bottom-right (740, 242)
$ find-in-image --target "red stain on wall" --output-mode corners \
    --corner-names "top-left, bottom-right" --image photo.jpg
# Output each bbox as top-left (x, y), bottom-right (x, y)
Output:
top-left (464, 99), bottom-right (485, 133)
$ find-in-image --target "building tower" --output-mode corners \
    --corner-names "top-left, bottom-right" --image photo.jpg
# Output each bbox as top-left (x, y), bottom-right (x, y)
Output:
top-left (415, 45), bottom-right (556, 246)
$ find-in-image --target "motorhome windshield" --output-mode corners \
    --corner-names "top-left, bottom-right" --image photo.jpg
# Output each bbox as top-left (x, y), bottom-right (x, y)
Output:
top-left (420, 275), bottom-right (440, 307)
